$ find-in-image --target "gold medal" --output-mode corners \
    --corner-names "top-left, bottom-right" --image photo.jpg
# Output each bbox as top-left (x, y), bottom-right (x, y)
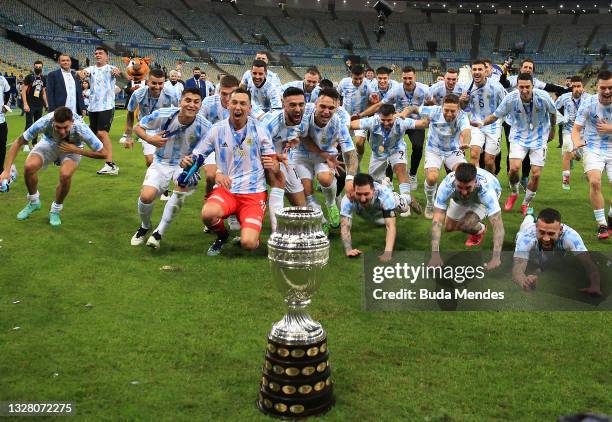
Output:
top-left (378, 145), bottom-right (385, 153)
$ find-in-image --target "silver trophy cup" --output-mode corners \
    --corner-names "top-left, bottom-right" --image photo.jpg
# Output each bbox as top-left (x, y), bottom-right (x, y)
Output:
top-left (257, 207), bottom-right (334, 418)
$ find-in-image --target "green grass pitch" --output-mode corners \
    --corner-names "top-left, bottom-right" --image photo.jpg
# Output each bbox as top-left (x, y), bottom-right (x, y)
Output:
top-left (1, 110), bottom-right (610, 420)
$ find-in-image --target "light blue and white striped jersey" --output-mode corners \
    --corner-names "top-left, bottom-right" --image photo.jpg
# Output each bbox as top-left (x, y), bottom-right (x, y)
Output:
top-left (261, 110), bottom-right (301, 160)
top-left (493, 89), bottom-right (557, 149)
top-left (335, 106), bottom-right (351, 128)
top-left (419, 105), bottom-right (470, 154)
top-left (127, 86), bottom-right (179, 119)
top-left (23, 113), bottom-right (103, 151)
top-left (244, 77), bottom-right (282, 112)
top-left (575, 94), bottom-right (612, 155)
top-left (0, 76), bottom-right (10, 124)
top-left (514, 220), bottom-right (587, 260)
top-left (506, 75), bottom-right (546, 92)
top-left (139, 107), bottom-right (212, 166)
top-left (337, 77), bottom-right (375, 115)
top-left (198, 94), bottom-right (264, 124)
top-left (84, 64), bottom-right (117, 112)
top-left (556, 92), bottom-right (591, 133)
top-left (340, 181), bottom-right (396, 219)
top-left (358, 115), bottom-right (415, 159)
top-left (456, 79), bottom-right (506, 134)
top-left (429, 80), bottom-right (461, 105)
top-left (281, 80), bottom-right (321, 103)
top-left (382, 82), bottom-right (431, 118)
top-left (241, 69), bottom-right (282, 89)
top-left (370, 79), bottom-right (400, 100)
top-left (193, 117), bottom-right (276, 194)
top-left (434, 167), bottom-right (501, 216)
top-left (296, 103), bottom-right (355, 156)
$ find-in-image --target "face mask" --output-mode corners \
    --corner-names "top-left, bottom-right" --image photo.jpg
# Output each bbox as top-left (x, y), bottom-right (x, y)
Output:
top-left (193, 74), bottom-right (200, 80)
top-left (34, 68), bottom-right (42, 75)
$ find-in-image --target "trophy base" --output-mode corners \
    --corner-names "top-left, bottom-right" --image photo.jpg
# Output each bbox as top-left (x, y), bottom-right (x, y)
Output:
top-left (268, 308), bottom-right (326, 345)
top-left (257, 335), bottom-right (334, 418)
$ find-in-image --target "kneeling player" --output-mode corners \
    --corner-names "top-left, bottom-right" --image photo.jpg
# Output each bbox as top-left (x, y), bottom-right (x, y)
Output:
top-left (182, 88), bottom-right (280, 256)
top-left (340, 173), bottom-right (409, 262)
top-left (513, 208), bottom-right (600, 295)
top-left (429, 163), bottom-right (504, 269)
top-left (130, 88), bottom-right (211, 249)
top-left (349, 104), bottom-right (426, 216)
top-left (0, 107), bottom-right (106, 226)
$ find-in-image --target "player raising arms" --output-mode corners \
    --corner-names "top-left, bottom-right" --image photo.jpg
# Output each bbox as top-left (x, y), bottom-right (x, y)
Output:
top-left (0, 107), bottom-right (107, 226)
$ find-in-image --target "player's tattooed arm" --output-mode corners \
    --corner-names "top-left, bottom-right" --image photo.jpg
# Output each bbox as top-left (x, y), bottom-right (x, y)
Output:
top-left (358, 101), bottom-right (383, 118)
top-left (383, 217), bottom-right (397, 256)
top-left (481, 114), bottom-right (498, 126)
top-left (342, 150), bottom-right (358, 176)
top-left (486, 211), bottom-right (505, 270)
top-left (340, 216), bottom-right (353, 254)
top-left (430, 209), bottom-right (445, 252)
top-left (397, 106), bottom-right (419, 119)
top-left (511, 257), bottom-right (537, 289)
top-left (125, 110), bottom-right (135, 135)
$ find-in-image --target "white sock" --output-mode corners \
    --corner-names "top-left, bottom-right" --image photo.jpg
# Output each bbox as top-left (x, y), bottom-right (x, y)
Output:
top-left (523, 189), bottom-right (536, 206)
top-left (50, 201), bottom-right (63, 213)
top-left (156, 191), bottom-right (187, 235)
top-left (594, 209), bottom-right (607, 226)
top-left (608, 207), bottom-right (612, 218)
top-left (306, 194), bottom-right (327, 223)
top-left (562, 170), bottom-right (570, 177)
top-left (138, 198), bottom-right (154, 229)
top-left (268, 187), bottom-right (285, 232)
top-left (399, 182), bottom-right (411, 195)
top-left (321, 179), bottom-right (337, 207)
top-left (27, 191), bottom-right (40, 205)
top-left (424, 181), bottom-right (437, 205)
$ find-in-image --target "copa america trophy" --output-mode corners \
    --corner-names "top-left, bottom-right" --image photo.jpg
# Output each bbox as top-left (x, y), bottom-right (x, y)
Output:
top-left (257, 207), bottom-right (334, 418)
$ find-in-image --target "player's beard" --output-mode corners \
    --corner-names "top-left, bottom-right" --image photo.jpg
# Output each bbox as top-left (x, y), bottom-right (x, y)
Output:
top-left (600, 92), bottom-right (612, 105)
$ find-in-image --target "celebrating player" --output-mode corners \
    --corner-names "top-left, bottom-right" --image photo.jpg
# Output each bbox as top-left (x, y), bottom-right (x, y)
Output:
top-left (513, 208), bottom-right (600, 295)
top-left (428, 163), bottom-right (504, 268)
top-left (242, 60), bottom-right (282, 112)
top-left (571, 70), bottom-right (612, 239)
top-left (122, 68), bottom-right (180, 167)
top-left (130, 88), bottom-right (211, 249)
top-left (184, 88), bottom-right (280, 256)
top-left (281, 67), bottom-right (321, 103)
top-left (349, 104), bottom-right (426, 216)
top-left (240, 51), bottom-right (282, 89)
top-left (555, 75), bottom-right (590, 191)
top-left (457, 59), bottom-right (506, 173)
top-left (294, 88), bottom-right (359, 231)
top-left (477, 73), bottom-right (557, 215)
top-left (340, 173), bottom-right (409, 262)
top-left (0, 107), bottom-right (106, 225)
top-left (427, 69), bottom-right (460, 106)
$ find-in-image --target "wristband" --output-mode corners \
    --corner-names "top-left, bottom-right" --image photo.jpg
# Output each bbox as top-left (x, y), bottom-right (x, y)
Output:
top-left (345, 175), bottom-right (354, 182)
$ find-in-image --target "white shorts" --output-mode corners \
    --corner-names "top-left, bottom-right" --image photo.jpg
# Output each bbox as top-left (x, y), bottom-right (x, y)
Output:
top-left (470, 127), bottom-right (501, 156)
top-left (139, 138), bottom-right (156, 156)
top-left (508, 143), bottom-right (547, 167)
top-left (295, 155), bottom-right (331, 180)
top-left (352, 129), bottom-right (367, 139)
top-left (143, 161), bottom-right (194, 193)
top-left (424, 149), bottom-right (466, 171)
top-left (29, 141), bottom-right (82, 168)
top-left (204, 152), bottom-right (216, 167)
top-left (447, 199), bottom-right (488, 221)
top-left (583, 150), bottom-right (612, 181)
top-left (369, 150), bottom-right (407, 182)
top-left (561, 129), bottom-right (573, 154)
top-left (281, 162), bottom-right (304, 194)
top-left (447, 189), bottom-right (501, 221)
